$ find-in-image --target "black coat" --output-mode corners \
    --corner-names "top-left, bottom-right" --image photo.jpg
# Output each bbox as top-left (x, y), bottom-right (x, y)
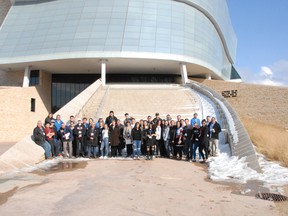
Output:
top-left (105, 116), bottom-right (117, 126)
top-left (33, 126), bottom-right (46, 145)
top-left (132, 128), bottom-right (142, 141)
top-left (74, 123), bottom-right (86, 139)
top-left (209, 122), bottom-right (221, 139)
top-left (200, 126), bottom-right (209, 145)
top-left (87, 126), bottom-right (99, 146)
top-left (169, 126), bottom-right (177, 142)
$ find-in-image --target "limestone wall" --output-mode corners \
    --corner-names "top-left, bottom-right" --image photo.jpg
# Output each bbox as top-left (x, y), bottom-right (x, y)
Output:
top-left (193, 79), bottom-right (288, 128)
top-left (0, 70), bottom-right (23, 87)
top-left (0, 71), bottom-right (51, 142)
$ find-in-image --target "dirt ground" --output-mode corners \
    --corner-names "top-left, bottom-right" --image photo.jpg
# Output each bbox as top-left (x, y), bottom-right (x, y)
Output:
top-left (0, 158), bottom-right (286, 216)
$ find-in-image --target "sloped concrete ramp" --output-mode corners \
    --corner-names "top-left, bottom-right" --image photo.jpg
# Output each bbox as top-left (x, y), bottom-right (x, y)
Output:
top-left (0, 136), bottom-right (44, 175)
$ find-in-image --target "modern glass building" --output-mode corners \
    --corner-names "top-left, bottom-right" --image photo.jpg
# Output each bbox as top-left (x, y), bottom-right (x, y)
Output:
top-left (0, 0), bottom-right (239, 79)
top-left (0, 0), bottom-right (240, 111)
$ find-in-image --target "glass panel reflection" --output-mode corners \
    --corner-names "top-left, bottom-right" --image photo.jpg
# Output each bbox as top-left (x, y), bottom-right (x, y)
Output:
top-left (51, 74), bottom-right (100, 113)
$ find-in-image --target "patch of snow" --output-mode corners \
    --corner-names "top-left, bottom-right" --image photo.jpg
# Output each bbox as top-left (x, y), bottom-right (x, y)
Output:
top-left (214, 98), bottom-right (239, 144)
top-left (208, 152), bottom-right (288, 189)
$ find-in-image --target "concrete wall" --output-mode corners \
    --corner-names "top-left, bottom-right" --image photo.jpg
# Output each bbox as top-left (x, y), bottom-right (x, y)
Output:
top-left (193, 79), bottom-right (288, 128)
top-left (0, 135), bottom-right (44, 175)
top-left (0, 71), bottom-right (51, 142)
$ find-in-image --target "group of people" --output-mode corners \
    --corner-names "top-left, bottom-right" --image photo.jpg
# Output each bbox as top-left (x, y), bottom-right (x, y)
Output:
top-left (33, 111), bottom-right (222, 162)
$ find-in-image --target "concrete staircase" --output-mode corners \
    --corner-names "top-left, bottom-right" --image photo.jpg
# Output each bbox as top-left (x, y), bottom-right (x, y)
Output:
top-left (80, 84), bottom-right (201, 121)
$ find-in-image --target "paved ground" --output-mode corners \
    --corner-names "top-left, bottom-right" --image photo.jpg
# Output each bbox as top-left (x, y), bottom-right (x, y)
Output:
top-left (0, 158), bottom-right (285, 216)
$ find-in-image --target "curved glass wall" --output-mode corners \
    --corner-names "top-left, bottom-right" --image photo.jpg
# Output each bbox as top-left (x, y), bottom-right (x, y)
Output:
top-left (0, 0), bottom-right (237, 80)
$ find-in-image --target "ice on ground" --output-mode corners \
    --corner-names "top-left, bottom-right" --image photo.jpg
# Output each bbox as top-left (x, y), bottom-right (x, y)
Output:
top-left (209, 152), bottom-right (288, 189)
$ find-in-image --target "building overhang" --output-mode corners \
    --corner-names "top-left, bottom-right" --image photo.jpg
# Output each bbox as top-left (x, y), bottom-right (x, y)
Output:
top-left (0, 52), bottom-right (224, 80)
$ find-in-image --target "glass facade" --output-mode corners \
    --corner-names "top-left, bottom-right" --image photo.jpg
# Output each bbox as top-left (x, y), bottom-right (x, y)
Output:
top-left (0, 0), bottom-right (237, 80)
top-left (51, 74), bottom-right (99, 113)
top-left (29, 70), bottom-right (40, 86)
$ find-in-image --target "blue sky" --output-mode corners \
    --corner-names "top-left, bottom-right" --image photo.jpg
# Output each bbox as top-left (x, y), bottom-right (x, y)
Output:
top-left (227, 0), bottom-right (288, 86)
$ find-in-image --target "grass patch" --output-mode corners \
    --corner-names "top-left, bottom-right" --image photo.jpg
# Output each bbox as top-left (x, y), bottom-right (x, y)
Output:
top-left (241, 117), bottom-right (288, 167)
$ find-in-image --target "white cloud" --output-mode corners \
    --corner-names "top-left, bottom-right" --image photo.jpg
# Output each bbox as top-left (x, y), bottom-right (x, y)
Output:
top-left (237, 60), bottom-right (288, 87)
top-left (260, 66), bottom-right (273, 78)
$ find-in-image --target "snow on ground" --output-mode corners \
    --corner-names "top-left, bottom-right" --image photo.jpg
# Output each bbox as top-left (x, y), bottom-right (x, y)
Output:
top-left (208, 151), bottom-right (288, 192)
top-left (193, 88), bottom-right (288, 191)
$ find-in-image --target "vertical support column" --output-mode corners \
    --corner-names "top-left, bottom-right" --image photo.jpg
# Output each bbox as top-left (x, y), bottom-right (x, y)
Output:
top-left (22, 66), bottom-right (31, 87)
top-left (205, 73), bottom-right (211, 80)
top-left (101, 60), bottom-right (107, 86)
top-left (180, 63), bottom-right (188, 84)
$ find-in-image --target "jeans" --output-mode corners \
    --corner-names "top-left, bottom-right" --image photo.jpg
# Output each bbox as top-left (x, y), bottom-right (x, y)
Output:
top-left (39, 141), bottom-right (51, 159)
top-left (87, 146), bottom-right (98, 157)
top-left (47, 139), bottom-right (58, 157)
top-left (193, 142), bottom-right (202, 160)
top-left (76, 138), bottom-right (85, 157)
top-left (133, 140), bottom-right (141, 157)
top-left (164, 140), bottom-right (170, 157)
top-left (101, 137), bottom-right (109, 157)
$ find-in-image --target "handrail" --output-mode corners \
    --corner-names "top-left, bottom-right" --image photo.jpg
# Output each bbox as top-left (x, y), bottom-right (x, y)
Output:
top-left (186, 80), bottom-right (262, 173)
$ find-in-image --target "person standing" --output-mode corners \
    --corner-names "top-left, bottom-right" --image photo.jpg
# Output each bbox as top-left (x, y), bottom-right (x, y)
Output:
top-left (155, 120), bottom-right (162, 157)
top-left (152, 113), bottom-right (161, 125)
top-left (66, 115), bottom-right (75, 127)
top-left (54, 114), bottom-right (64, 132)
top-left (141, 120), bottom-right (149, 156)
top-left (44, 122), bottom-right (58, 157)
top-left (58, 123), bottom-right (73, 158)
top-left (191, 122), bottom-right (201, 162)
top-left (109, 120), bottom-right (120, 157)
top-left (190, 113), bottom-right (201, 127)
top-left (175, 121), bottom-right (183, 160)
top-left (100, 124), bottom-right (109, 159)
top-left (132, 122), bottom-right (142, 160)
top-left (162, 120), bottom-right (170, 158)
top-left (117, 119), bottom-right (124, 156)
top-left (123, 121), bottom-right (133, 158)
top-left (123, 113), bottom-right (132, 126)
top-left (199, 119), bottom-right (209, 162)
top-left (208, 117), bottom-right (221, 156)
top-left (169, 120), bottom-right (177, 158)
top-left (74, 118), bottom-right (86, 157)
top-left (183, 118), bottom-right (192, 160)
top-left (145, 123), bottom-right (156, 160)
top-left (105, 111), bottom-right (117, 126)
top-left (33, 120), bottom-right (51, 159)
top-left (86, 123), bottom-right (99, 158)
top-left (98, 121), bottom-right (104, 157)
top-left (82, 117), bottom-right (89, 155)
top-left (44, 113), bottom-right (53, 125)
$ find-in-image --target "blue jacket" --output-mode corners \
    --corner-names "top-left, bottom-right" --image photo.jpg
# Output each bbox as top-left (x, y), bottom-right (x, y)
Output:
top-left (190, 118), bottom-right (201, 127)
